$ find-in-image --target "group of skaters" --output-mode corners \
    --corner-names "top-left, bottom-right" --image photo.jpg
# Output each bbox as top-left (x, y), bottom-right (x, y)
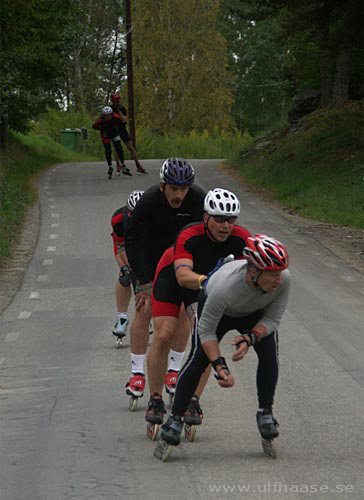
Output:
top-left (109, 155), bottom-right (291, 458)
top-left (92, 93), bottom-right (147, 179)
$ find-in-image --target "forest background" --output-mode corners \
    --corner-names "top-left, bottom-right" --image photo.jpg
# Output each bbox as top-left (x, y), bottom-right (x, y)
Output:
top-left (0, 0), bottom-right (363, 264)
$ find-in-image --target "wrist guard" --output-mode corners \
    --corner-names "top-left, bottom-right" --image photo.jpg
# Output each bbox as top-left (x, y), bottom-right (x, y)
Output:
top-left (119, 265), bottom-right (131, 287)
top-left (135, 281), bottom-right (153, 295)
top-left (236, 330), bottom-right (259, 349)
top-left (211, 356), bottom-right (230, 380)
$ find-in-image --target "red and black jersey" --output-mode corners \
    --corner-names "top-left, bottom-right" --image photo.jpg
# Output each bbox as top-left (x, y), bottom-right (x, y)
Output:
top-left (111, 206), bottom-right (129, 255)
top-left (125, 185), bottom-right (205, 284)
top-left (174, 222), bottom-right (251, 275)
top-left (92, 114), bottom-right (124, 143)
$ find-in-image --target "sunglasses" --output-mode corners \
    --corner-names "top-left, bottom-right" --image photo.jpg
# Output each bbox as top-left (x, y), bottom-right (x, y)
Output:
top-left (212, 215), bottom-right (238, 224)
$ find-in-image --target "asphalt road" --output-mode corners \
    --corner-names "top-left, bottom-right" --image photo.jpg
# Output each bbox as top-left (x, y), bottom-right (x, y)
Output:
top-left (0, 159), bottom-right (363, 500)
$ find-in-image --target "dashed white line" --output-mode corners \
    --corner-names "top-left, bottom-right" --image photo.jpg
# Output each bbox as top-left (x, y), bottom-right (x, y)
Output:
top-left (248, 201), bottom-right (256, 205)
top-left (47, 246), bottom-right (56, 252)
top-left (51, 223), bottom-right (59, 228)
top-left (310, 250), bottom-right (321, 256)
top-left (51, 213), bottom-right (59, 218)
top-left (42, 259), bottom-right (53, 266)
top-left (325, 263), bottom-right (338, 268)
top-left (341, 276), bottom-right (356, 282)
top-left (258, 210), bottom-right (267, 214)
top-left (48, 198), bottom-right (55, 202)
top-left (50, 234), bottom-right (58, 239)
top-left (29, 292), bottom-right (40, 299)
top-left (37, 275), bottom-right (48, 282)
top-left (50, 205), bottom-right (57, 209)
top-left (295, 240), bottom-right (307, 245)
top-left (5, 332), bottom-right (20, 341)
top-left (18, 311), bottom-right (31, 319)
top-left (0, 358), bottom-right (5, 367)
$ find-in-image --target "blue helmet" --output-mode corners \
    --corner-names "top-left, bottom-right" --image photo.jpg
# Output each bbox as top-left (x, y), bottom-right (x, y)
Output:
top-left (160, 157), bottom-right (195, 186)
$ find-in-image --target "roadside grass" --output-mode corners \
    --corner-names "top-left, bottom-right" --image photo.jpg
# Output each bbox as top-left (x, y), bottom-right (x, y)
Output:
top-left (228, 101), bottom-right (364, 229)
top-left (0, 132), bottom-right (96, 267)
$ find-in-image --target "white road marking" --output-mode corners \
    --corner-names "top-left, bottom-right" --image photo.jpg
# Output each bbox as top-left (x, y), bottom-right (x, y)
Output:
top-left (5, 332), bottom-right (20, 341)
top-left (310, 250), bottom-right (321, 256)
top-left (0, 358), bottom-right (5, 367)
top-left (47, 246), bottom-right (56, 252)
top-left (42, 259), bottom-right (53, 266)
top-left (37, 275), bottom-right (48, 282)
top-left (342, 276), bottom-right (356, 282)
top-left (51, 214), bottom-right (59, 218)
top-left (50, 234), bottom-right (58, 239)
top-left (295, 240), bottom-right (307, 245)
top-left (249, 201), bottom-right (256, 205)
top-left (51, 223), bottom-right (59, 228)
top-left (18, 311), bottom-right (31, 319)
top-left (50, 205), bottom-right (57, 209)
top-left (325, 263), bottom-right (338, 268)
top-left (29, 292), bottom-right (40, 299)
top-left (48, 198), bottom-right (55, 202)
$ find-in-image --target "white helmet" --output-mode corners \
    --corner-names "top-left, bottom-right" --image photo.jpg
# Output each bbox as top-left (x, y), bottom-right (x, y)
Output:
top-left (204, 188), bottom-right (240, 216)
top-left (127, 190), bottom-right (144, 211)
top-left (102, 105), bottom-right (113, 115)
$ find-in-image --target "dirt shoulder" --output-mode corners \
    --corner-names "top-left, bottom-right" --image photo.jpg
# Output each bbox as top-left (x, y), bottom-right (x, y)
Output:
top-left (221, 163), bottom-right (364, 274)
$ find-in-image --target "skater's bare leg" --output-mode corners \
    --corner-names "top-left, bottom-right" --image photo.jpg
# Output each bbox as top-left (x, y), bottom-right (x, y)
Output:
top-left (194, 364), bottom-right (212, 398)
top-left (130, 307), bottom-right (151, 355)
top-left (125, 140), bottom-right (142, 168)
top-left (147, 316), bottom-right (177, 395)
top-left (116, 280), bottom-right (131, 311)
top-left (171, 307), bottom-right (190, 352)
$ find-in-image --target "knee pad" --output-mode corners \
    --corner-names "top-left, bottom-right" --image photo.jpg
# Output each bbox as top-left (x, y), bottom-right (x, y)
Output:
top-left (119, 265), bottom-right (131, 287)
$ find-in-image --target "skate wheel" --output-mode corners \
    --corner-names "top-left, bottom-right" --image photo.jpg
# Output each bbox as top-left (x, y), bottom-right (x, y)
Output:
top-left (115, 338), bottom-right (123, 348)
top-left (147, 423), bottom-right (159, 441)
top-left (129, 397), bottom-right (138, 412)
top-left (261, 438), bottom-right (277, 459)
top-left (154, 440), bottom-right (173, 462)
top-left (184, 424), bottom-right (196, 442)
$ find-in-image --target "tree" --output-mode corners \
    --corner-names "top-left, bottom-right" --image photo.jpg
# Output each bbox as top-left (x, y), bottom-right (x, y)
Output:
top-left (58, 0), bottom-right (127, 114)
top-left (131, 0), bottom-right (234, 134)
top-left (0, 0), bottom-right (78, 149)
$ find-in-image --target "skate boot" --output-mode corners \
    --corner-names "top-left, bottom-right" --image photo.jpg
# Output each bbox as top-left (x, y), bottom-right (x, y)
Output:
top-left (257, 409), bottom-right (279, 459)
top-left (154, 415), bottom-right (184, 461)
top-left (136, 163), bottom-right (148, 174)
top-left (122, 165), bottom-right (132, 176)
top-left (184, 395), bottom-right (203, 442)
top-left (125, 373), bottom-right (145, 411)
top-left (107, 166), bottom-right (113, 179)
top-left (112, 317), bottom-right (129, 348)
top-left (145, 394), bottom-right (166, 440)
top-left (116, 162), bottom-right (122, 175)
top-left (161, 415), bottom-right (183, 444)
top-left (164, 370), bottom-right (178, 405)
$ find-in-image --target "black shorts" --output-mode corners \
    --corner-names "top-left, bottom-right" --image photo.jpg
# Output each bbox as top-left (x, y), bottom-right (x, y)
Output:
top-left (119, 125), bottom-right (131, 144)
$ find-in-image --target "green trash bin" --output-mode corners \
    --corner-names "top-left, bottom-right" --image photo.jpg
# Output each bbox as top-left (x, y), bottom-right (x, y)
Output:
top-left (60, 128), bottom-right (82, 152)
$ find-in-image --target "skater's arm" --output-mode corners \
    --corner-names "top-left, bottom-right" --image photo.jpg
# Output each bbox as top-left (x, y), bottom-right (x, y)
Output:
top-left (174, 258), bottom-right (206, 290)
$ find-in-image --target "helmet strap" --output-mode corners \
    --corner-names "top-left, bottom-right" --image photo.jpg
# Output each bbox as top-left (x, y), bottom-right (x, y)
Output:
top-left (248, 264), bottom-right (266, 293)
top-left (204, 215), bottom-right (219, 243)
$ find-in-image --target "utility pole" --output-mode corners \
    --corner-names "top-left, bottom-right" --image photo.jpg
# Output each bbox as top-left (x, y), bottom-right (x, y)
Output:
top-left (125, 0), bottom-right (136, 147)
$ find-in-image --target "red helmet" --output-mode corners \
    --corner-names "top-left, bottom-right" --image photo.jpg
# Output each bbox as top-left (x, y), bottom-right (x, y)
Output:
top-left (243, 234), bottom-right (289, 271)
top-left (111, 93), bottom-right (120, 101)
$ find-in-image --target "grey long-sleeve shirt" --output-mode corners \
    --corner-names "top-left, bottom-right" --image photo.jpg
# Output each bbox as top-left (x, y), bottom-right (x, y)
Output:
top-left (198, 260), bottom-right (291, 343)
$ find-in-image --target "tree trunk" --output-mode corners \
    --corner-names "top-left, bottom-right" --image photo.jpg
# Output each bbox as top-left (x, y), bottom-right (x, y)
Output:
top-left (317, 3), bottom-right (333, 107)
top-left (73, 49), bottom-right (83, 110)
top-left (331, 43), bottom-right (352, 106)
top-left (0, 115), bottom-right (8, 153)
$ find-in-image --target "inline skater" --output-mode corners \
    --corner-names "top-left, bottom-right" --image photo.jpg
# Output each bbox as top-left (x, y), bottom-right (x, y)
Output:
top-left (92, 106), bottom-right (132, 178)
top-left (110, 93), bottom-right (147, 175)
top-left (146, 189), bottom-right (251, 430)
top-left (157, 234), bottom-right (291, 459)
top-left (111, 190), bottom-right (144, 345)
top-left (124, 158), bottom-right (205, 408)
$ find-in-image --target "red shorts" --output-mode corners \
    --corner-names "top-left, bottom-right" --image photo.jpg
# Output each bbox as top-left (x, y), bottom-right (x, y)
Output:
top-left (152, 247), bottom-right (182, 318)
